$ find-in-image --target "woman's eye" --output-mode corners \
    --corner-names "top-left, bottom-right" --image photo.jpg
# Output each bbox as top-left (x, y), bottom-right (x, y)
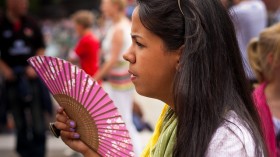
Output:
top-left (136, 41), bottom-right (144, 48)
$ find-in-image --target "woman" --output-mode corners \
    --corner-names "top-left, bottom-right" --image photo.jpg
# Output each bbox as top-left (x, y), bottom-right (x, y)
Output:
top-left (54, 0), bottom-right (268, 156)
top-left (248, 23), bottom-right (280, 156)
top-left (69, 10), bottom-right (100, 78)
top-left (93, 0), bottom-right (142, 155)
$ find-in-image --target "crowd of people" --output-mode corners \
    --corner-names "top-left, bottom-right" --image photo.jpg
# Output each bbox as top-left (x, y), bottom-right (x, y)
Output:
top-left (1, 0), bottom-right (280, 157)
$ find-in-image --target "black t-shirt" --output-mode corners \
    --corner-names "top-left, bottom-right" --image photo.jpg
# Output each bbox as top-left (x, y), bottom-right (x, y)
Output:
top-left (0, 15), bottom-right (45, 67)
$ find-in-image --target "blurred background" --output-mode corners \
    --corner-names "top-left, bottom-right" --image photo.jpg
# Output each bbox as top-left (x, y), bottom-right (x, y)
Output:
top-left (0, 0), bottom-right (280, 157)
top-left (0, 0), bottom-right (164, 157)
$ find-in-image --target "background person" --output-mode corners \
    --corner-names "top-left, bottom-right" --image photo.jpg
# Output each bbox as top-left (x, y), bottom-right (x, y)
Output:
top-left (68, 10), bottom-right (100, 79)
top-left (93, 0), bottom-right (142, 155)
top-left (225, 0), bottom-right (267, 86)
top-left (0, 0), bottom-right (48, 156)
top-left (262, 0), bottom-right (280, 25)
top-left (248, 23), bottom-right (280, 156)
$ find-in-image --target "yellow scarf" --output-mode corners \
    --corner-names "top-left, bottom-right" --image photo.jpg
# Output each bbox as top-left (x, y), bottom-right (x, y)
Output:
top-left (141, 105), bottom-right (176, 157)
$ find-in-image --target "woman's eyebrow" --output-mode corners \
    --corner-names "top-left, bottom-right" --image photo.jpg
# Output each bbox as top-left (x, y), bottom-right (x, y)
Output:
top-left (131, 34), bottom-right (143, 39)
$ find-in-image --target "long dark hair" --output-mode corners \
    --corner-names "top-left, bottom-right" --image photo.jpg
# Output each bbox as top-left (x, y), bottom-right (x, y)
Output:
top-left (136, 0), bottom-right (267, 156)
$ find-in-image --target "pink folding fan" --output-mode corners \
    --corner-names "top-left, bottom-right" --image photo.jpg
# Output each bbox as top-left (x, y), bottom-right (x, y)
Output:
top-left (28, 56), bottom-right (134, 157)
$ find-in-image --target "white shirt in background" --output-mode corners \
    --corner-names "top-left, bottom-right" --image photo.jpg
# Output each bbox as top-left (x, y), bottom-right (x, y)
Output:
top-left (230, 0), bottom-right (267, 79)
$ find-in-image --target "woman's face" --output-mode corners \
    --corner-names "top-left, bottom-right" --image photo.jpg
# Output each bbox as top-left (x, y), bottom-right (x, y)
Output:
top-left (266, 52), bottom-right (280, 81)
top-left (123, 7), bottom-right (180, 104)
top-left (101, 0), bottom-right (118, 19)
top-left (74, 23), bottom-right (83, 37)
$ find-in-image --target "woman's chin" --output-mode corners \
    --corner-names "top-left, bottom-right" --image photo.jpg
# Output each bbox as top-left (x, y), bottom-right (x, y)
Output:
top-left (135, 87), bottom-right (157, 100)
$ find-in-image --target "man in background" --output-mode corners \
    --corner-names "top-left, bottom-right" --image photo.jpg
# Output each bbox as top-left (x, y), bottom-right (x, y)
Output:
top-left (0, 0), bottom-right (47, 156)
top-left (222, 0), bottom-right (267, 86)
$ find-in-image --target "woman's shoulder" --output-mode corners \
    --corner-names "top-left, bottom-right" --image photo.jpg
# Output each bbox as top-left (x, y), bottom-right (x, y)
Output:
top-left (252, 83), bottom-right (267, 105)
top-left (114, 18), bottom-right (131, 32)
top-left (206, 111), bottom-right (260, 157)
top-left (81, 33), bottom-right (99, 44)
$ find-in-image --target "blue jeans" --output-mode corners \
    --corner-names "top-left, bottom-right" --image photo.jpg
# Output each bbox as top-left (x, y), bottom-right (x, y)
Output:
top-left (6, 78), bottom-right (46, 157)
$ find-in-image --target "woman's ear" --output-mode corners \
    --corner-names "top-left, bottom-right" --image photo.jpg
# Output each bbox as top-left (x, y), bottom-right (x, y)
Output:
top-left (267, 52), bottom-right (274, 65)
top-left (176, 45), bottom-right (184, 71)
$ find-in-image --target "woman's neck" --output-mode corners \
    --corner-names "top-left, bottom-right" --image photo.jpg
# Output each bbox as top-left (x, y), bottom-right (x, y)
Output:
top-left (265, 79), bottom-right (280, 101)
top-left (265, 76), bottom-right (280, 119)
top-left (111, 13), bottom-right (124, 24)
top-left (79, 29), bottom-right (92, 37)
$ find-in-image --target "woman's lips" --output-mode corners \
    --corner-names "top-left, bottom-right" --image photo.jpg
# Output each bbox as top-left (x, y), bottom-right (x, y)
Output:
top-left (129, 70), bottom-right (137, 81)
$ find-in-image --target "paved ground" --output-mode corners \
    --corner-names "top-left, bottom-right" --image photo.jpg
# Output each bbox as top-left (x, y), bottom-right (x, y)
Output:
top-left (0, 90), bottom-right (164, 157)
top-left (0, 131), bottom-right (154, 157)
top-left (0, 133), bottom-right (74, 157)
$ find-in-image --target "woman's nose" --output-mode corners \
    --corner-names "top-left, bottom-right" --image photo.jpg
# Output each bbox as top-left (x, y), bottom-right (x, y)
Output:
top-left (123, 46), bottom-right (135, 63)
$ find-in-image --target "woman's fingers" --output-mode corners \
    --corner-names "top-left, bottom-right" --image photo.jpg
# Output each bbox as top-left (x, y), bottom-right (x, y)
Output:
top-left (55, 108), bottom-right (95, 156)
top-left (60, 130), bottom-right (80, 140)
top-left (56, 111), bottom-right (68, 123)
top-left (55, 107), bottom-right (76, 132)
top-left (57, 107), bottom-right (68, 117)
top-left (54, 121), bottom-right (75, 132)
top-left (57, 107), bottom-right (64, 114)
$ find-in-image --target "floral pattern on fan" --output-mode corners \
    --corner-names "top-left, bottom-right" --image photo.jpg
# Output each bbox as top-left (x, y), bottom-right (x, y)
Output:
top-left (28, 56), bottom-right (134, 157)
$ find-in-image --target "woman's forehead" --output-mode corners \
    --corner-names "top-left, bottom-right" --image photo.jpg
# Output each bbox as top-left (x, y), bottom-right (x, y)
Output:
top-left (131, 6), bottom-right (168, 51)
top-left (131, 7), bottom-right (153, 36)
top-left (131, 6), bottom-right (140, 26)
top-left (131, 7), bottom-right (144, 36)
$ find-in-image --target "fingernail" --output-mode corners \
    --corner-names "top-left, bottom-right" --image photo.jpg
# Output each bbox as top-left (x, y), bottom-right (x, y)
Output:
top-left (74, 133), bottom-right (80, 139)
top-left (57, 107), bottom-right (63, 112)
top-left (70, 121), bottom-right (75, 127)
top-left (70, 128), bottom-right (75, 132)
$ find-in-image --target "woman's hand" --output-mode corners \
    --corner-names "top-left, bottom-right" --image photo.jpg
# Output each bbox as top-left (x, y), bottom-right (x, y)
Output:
top-left (0, 61), bottom-right (15, 81)
top-left (25, 66), bottom-right (37, 79)
top-left (54, 107), bottom-right (99, 157)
